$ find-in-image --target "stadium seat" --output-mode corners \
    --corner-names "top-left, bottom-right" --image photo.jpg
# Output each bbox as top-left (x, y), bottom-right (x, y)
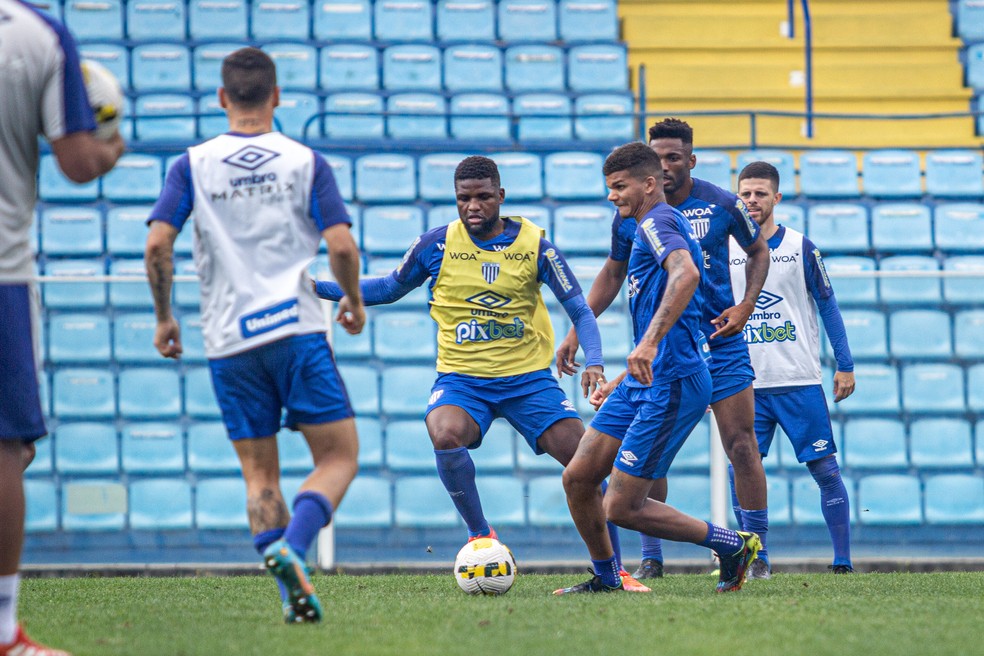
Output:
top-left (188, 0), bottom-right (247, 39)
top-left (791, 474), bottom-right (855, 526)
top-left (187, 422), bottom-right (240, 473)
top-left (552, 204), bottom-right (612, 254)
top-left (449, 93), bottom-right (511, 141)
top-left (275, 428), bottom-right (313, 472)
top-left (527, 475), bottom-right (573, 526)
top-left (196, 95), bottom-right (227, 139)
top-left (822, 256), bottom-right (878, 306)
top-left (64, 0), bottom-right (123, 39)
top-left (334, 476), bottom-right (392, 528)
top-left (361, 206), bottom-right (424, 255)
top-left (798, 151), bottom-right (859, 198)
top-left (131, 44), bottom-right (192, 92)
top-left (193, 43), bottom-right (241, 92)
top-left (693, 150), bottom-right (732, 192)
top-left (320, 154), bottom-right (353, 202)
top-left (500, 204), bottom-right (550, 227)
top-left (38, 154), bottom-right (99, 201)
top-left (179, 314), bottom-right (206, 362)
top-left (173, 259), bottom-right (201, 307)
top-left (842, 418), bottom-right (908, 469)
top-left (934, 203), bottom-right (984, 251)
top-left (336, 365), bottom-right (379, 415)
top-left (39, 206), bottom-right (102, 257)
top-left (665, 416), bottom-right (710, 471)
top-left (765, 476), bottom-right (792, 527)
top-left (274, 92), bottom-right (321, 139)
top-left (374, 0), bottom-right (433, 41)
top-left (252, 0), bottom-right (310, 39)
top-left (128, 478), bottom-right (193, 530)
top-left (42, 259), bottom-right (106, 309)
top-left (264, 44), bottom-right (317, 90)
top-left (558, 0), bottom-right (617, 41)
top-left (470, 421), bottom-right (516, 471)
top-left (319, 45), bottom-right (379, 91)
top-left (861, 150), bottom-right (922, 198)
top-left (490, 152), bottom-right (542, 201)
top-left (968, 44), bottom-right (984, 90)
top-left (61, 480), bottom-right (127, 531)
top-left (119, 368), bottom-right (181, 418)
top-left (54, 422), bottom-right (118, 474)
top-left (806, 203), bottom-right (869, 253)
top-left (901, 364), bottom-right (965, 414)
top-left (195, 478), bottom-right (249, 529)
top-left (381, 365), bottom-right (437, 415)
top-left (436, 0), bottom-right (495, 41)
top-left (967, 364), bottom-right (984, 413)
top-left (382, 45), bottom-right (441, 91)
top-left (394, 476), bottom-right (459, 527)
top-left (356, 417), bottom-right (384, 469)
top-left (593, 311), bottom-right (632, 362)
top-left (108, 259), bottom-right (154, 308)
top-left (514, 94), bottom-right (572, 141)
top-left (386, 93), bottom-right (447, 140)
top-left (771, 203), bottom-right (805, 233)
top-left (736, 150), bottom-right (797, 197)
top-left (332, 315), bottom-right (372, 359)
top-left (106, 205), bottom-right (152, 257)
top-left (184, 367), bottom-right (222, 418)
top-left (835, 364), bottom-right (899, 415)
top-left (567, 45), bottom-right (628, 92)
top-left (77, 43), bottom-right (130, 91)
top-left (355, 154), bottom-right (416, 202)
top-left (384, 420), bottom-right (433, 471)
top-left (113, 313), bottom-right (160, 362)
top-left (943, 255), bottom-right (984, 303)
top-left (573, 94), bottom-right (634, 142)
top-left (925, 150), bottom-right (984, 197)
top-left (888, 310), bottom-right (952, 359)
top-left (878, 255), bottom-right (941, 305)
top-left (427, 205), bottom-right (458, 228)
top-left (475, 476), bottom-right (526, 525)
top-left (25, 480), bottom-right (58, 532)
top-left (101, 154), bottom-right (163, 202)
top-left (834, 310), bottom-right (887, 360)
top-left (418, 153), bottom-right (469, 202)
top-left (324, 93), bottom-right (384, 140)
top-left (374, 311), bottom-right (436, 361)
top-left (870, 203), bottom-right (933, 252)
top-left (498, 0), bottom-right (557, 41)
top-left (443, 44), bottom-right (503, 92)
top-left (958, 0), bottom-right (984, 41)
top-left (48, 314), bottom-right (110, 365)
top-left (314, 0), bottom-right (371, 40)
top-left (26, 438), bottom-right (52, 477)
top-left (909, 418), bottom-right (974, 468)
top-left (504, 45), bottom-right (565, 92)
top-left (53, 369), bottom-right (115, 419)
top-left (121, 422), bottom-right (184, 474)
top-left (924, 474), bottom-right (984, 524)
top-left (857, 474), bottom-right (922, 525)
top-left (663, 475), bottom-right (711, 521)
top-left (954, 310), bottom-right (984, 358)
top-left (127, 0), bottom-right (185, 39)
top-left (364, 258), bottom-right (428, 305)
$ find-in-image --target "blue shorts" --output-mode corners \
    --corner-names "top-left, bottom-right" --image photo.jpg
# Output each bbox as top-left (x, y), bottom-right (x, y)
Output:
top-left (425, 369), bottom-right (579, 454)
top-left (0, 284), bottom-right (46, 442)
top-left (209, 332), bottom-right (353, 440)
top-left (591, 368), bottom-right (712, 479)
top-left (754, 386), bottom-right (837, 463)
top-left (707, 337), bottom-right (754, 404)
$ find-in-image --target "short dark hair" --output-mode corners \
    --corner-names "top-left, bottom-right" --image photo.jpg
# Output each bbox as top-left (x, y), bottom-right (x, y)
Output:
top-left (648, 117), bottom-right (694, 146)
top-left (602, 141), bottom-right (662, 179)
top-left (221, 47), bottom-right (277, 108)
top-left (454, 155), bottom-right (500, 188)
top-left (738, 161), bottom-right (781, 192)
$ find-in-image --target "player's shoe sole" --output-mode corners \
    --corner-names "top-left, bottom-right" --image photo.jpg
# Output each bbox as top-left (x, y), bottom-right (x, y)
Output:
top-left (619, 569), bottom-right (651, 593)
top-left (631, 558), bottom-right (664, 580)
top-left (263, 539), bottom-right (323, 623)
top-left (0, 625), bottom-right (72, 656)
top-left (716, 531), bottom-right (761, 593)
top-left (553, 572), bottom-right (623, 595)
top-left (747, 558), bottom-right (771, 580)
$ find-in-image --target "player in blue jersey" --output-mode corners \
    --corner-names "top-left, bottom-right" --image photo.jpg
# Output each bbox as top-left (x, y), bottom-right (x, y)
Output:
top-left (557, 118), bottom-right (771, 579)
top-left (732, 162), bottom-right (855, 576)
top-left (145, 48), bottom-right (364, 623)
top-left (0, 1), bottom-right (124, 652)
top-left (556, 142), bottom-right (760, 594)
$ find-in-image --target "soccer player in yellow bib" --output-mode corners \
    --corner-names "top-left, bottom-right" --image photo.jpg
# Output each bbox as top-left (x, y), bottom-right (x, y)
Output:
top-left (316, 156), bottom-right (649, 592)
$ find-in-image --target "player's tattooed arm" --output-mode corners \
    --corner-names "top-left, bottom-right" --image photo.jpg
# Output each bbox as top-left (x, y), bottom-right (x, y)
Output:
top-left (712, 232), bottom-right (769, 339)
top-left (145, 221), bottom-right (182, 359)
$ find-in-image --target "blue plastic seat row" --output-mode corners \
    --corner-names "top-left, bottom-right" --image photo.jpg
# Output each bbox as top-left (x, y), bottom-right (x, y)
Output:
top-left (823, 308), bottom-right (984, 360)
top-left (38, 258), bottom-right (198, 309)
top-left (842, 417), bottom-right (984, 470)
top-left (825, 255), bottom-right (984, 305)
top-left (829, 363), bottom-right (984, 414)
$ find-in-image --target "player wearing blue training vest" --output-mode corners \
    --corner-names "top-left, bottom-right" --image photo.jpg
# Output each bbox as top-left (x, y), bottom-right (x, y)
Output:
top-left (557, 142), bottom-right (761, 595)
top-left (732, 162), bottom-right (856, 576)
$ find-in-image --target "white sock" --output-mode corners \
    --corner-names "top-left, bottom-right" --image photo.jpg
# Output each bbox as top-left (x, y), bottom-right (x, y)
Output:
top-left (0, 574), bottom-right (19, 644)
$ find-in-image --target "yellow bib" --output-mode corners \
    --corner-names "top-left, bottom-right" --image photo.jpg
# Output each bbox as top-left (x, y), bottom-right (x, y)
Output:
top-left (431, 217), bottom-right (554, 377)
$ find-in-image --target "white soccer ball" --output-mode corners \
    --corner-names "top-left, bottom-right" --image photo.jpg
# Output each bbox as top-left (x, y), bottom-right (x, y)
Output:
top-left (453, 538), bottom-right (517, 596)
top-left (80, 59), bottom-right (124, 140)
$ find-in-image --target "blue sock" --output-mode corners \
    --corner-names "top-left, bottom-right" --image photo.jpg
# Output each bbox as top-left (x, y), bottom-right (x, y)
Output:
top-left (698, 522), bottom-right (743, 556)
top-left (591, 556), bottom-right (622, 588)
top-left (600, 480), bottom-right (623, 570)
top-left (741, 508), bottom-right (769, 565)
top-left (284, 491), bottom-right (333, 561)
top-left (727, 464), bottom-right (743, 528)
top-left (808, 456), bottom-right (852, 567)
top-left (435, 447), bottom-right (489, 537)
top-left (639, 534), bottom-right (663, 563)
top-left (254, 527), bottom-right (288, 602)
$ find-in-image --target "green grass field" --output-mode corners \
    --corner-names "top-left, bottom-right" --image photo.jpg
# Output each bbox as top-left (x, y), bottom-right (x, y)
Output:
top-left (20, 571), bottom-right (984, 656)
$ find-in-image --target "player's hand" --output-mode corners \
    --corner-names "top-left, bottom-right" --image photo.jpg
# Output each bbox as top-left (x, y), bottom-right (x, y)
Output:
top-left (710, 301), bottom-right (754, 339)
top-left (833, 371), bottom-right (856, 402)
top-left (589, 376), bottom-right (617, 410)
top-left (580, 364), bottom-right (605, 399)
top-left (555, 329), bottom-right (580, 377)
top-left (153, 316), bottom-right (182, 359)
top-left (335, 296), bottom-right (366, 335)
top-left (627, 341), bottom-right (658, 386)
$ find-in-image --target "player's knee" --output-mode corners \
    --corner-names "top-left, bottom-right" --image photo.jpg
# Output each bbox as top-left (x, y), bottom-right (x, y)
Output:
top-left (602, 493), bottom-right (633, 527)
top-left (428, 427), bottom-right (469, 450)
top-left (725, 432), bottom-right (760, 467)
top-left (807, 455), bottom-right (841, 489)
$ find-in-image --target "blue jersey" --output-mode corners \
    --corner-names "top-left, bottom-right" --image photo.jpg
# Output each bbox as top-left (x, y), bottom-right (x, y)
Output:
top-left (625, 203), bottom-right (706, 387)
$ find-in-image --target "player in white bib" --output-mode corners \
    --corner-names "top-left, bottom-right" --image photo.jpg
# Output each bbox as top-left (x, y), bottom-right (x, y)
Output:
top-left (730, 162), bottom-right (856, 576)
top-left (145, 48), bottom-right (365, 623)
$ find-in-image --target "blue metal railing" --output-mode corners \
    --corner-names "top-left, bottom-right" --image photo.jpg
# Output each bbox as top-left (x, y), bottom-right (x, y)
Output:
top-left (787, 0), bottom-right (815, 138)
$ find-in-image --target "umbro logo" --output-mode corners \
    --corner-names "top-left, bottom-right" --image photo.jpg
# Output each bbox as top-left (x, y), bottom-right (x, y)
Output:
top-left (812, 439), bottom-right (829, 451)
top-left (755, 290), bottom-right (784, 310)
top-left (465, 290), bottom-right (511, 309)
top-left (618, 450), bottom-right (638, 467)
top-left (223, 145), bottom-right (280, 171)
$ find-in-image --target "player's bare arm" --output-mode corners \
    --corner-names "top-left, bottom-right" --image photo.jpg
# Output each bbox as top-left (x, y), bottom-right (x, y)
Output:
top-left (833, 371), bottom-right (856, 403)
top-left (323, 223), bottom-right (365, 335)
top-left (711, 232), bottom-right (769, 339)
top-left (557, 257), bottom-right (628, 377)
top-left (49, 130), bottom-right (125, 183)
top-left (145, 220), bottom-right (182, 359)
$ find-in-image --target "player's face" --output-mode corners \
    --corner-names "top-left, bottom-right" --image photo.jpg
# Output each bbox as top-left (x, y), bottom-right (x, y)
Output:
top-left (455, 178), bottom-right (505, 237)
top-left (606, 169), bottom-right (658, 218)
top-left (737, 177), bottom-right (781, 226)
top-left (649, 138), bottom-right (695, 195)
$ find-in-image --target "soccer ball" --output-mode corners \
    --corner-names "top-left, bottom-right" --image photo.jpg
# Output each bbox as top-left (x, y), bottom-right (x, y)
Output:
top-left (80, 59), bottom-right (124, 140)
top-left (453, 538), bottom-right (517, 596)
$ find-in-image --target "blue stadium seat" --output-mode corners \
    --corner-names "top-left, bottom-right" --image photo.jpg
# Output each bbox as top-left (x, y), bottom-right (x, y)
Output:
top-left (187, 422), bottom-right (239, 473)
top-left (925, 150), bottom-right (984, 198)
top-left (364, 258), bottom-right (428, 305)
top-left (129, 478), bottom-right (193, 530)
top-left (42, 259), bottom-right (106, 309)
top-left (48, 313), bottom-right (110, 365)
top-left (196, 95), bottom-right (227, 139)
top-left (668, 416), bottom-right (710, 471)
top-left (53, 369), bottom-right (115, 419)
top-left (374, 0), bottom-right (433, 41)
top-left (504, 45), bottom-right (565, 92)
top-left (195, 478), bottom-right (249, 529)
top-left (276, 428), bottom-right (313, 472)
top-left (498, 0), bottom-right (557, 41)
top-left (934, 203), bottom-right (984, 251)
top-left (736, 150), bottom-right (797, 197)
top-left (823, 256), bottom-right (878, 308)
top-left (131, 44), bottom-right (192, 92)
top-left (552, 204), bottom-right (612, 254)
top-left (355, 154), bottom-right (416, 202)
top-left (491, 152), bottom-right (543, 201)
top-left (693, 150), bottom-right (733, 192)
top-left (967, 364), bottom-right (984, 413)
top-left (833, 310), bottom-right (886, 360)
top-left (64, 0), bottom-right (123, 39)
top-left (559, 0), bottom-right (617, 41)
top-left (543, 151), bottom-right (607, 200)
top-left (77, 43), bottom-right (129, 91)
top-left (527, 475), bottom-right (573, 526)
top-left (593, 311), bottom-right (632, 362)
top-left (427, 206), bottom-right (457, 229)
top-left (319, 45), bottom-right (379, 91)
top-left (386, 93), bottom-right (447, 139)
top-left (38, 154), bottom-right (99, 201)
top-left (188, 0), bottom-right (247, 39)
top-left (861, 150), bottom-right (922, 198)
top-left (798, 150), bottom-right (859, 198)
top-left (381, 365), bottom-right (437, 415)
top-left (449, 93), bottom-right (511, 141)
top-left (665, 475), bottom-right (711, 521)
top-left (356, 417), bottom-right (384, 468)
top-left (184, 367), bottom-right (222, 418)
top-left (374, 311), bottom-right (436, 361)
top-left (252, 0), bottom-right (310, 39)
top-left (418, 153), bottom-right (469, 202)
top-left (574, 94), bottom-right (634, 142)
top-left (943, 255), bottom-right (984, 303)
top-left (967, 43), bottom-right (984, 89)
top-left (958, 0), bottom-right (984, 41)
top-left (113, 313), bottom-right (161, 363)
top-left (792, 474), bottom-right (855, 526)
top-left (901, 364), bottom-right (965, 414)
top-left (193, 43), bottom-right (242, 92)
top-left (925, 474), bottom-right (984, 524)
top-left (334, 476), bottom-right (392, 528)
top-left (384, 419), bottom-right (433, 470)
top-left (127, 0), bottom-right (185, 39)
top-left (437, 0), bottom-right (495, 41)
top-left (978, 419), bottom-right (984, 465)
top-left (361, 205), bottom-right (424, 254)
top-left (122, 422), bottom-right (184, 473)
top-left (470, 421), bottom-right (516, 471)
top-left (101, 154), bottom-right (163, 202)
top-left (806, 203), bottom-right (869, 253)
top-left (108, 259), bottom-right (153, 308)
top-left (179, 314), bottom-right (206, 362)
top-left (264, 44), bottom-right (317, 89)
top-left (324, 93), bottom-right (384, 140)
top-left (275, 92), bottom-right (321, 139)
top-left (567, 45), bottom-right (628, 92)
top-left (514, 94), bottom-right (572, 141)
top-left (119, 368), bottom-right (181, 418)
top-left (321, 154), bottom-right (353, 202)
top-left (565, 255), bottom-right (605, 297)
top-left (394, 476), bottom-right (459, 527)
top-left (173, 259), bottom-right (201, 307)
top-left (25, 480), bottom-right (58, 532)
top-left (336, 365), bottom-right (379, 415)
top-left (878, 255), bottom-right (941, 305)
top-left (382, 45), bottom-right (442, 91)
top-left (889, 310), bottom-right (952, 359)
top-left (955, 310), bottom-right (984, 358)
top-left (134, 94), bottom-right (196, 142)
top-left (857, 474), bottom-right (922, 525)
top-left (909, 418), bottom-right (974, 468)
top-left (443, 44), bottom-right (503, 92)
top-left (836, 364), bottom-right (899, 415)
top-left (26, 438), bottom-right (52, 477)
top-left (61, 480), bottom-right (127, 531)
top-left (500, 204), bottom-right (550, 227)
top-left (766, 475), bottom-right (792, 527)
top-left (475, 476), bottom-right (526, 525)
top-left (55, 422), bottom-right (118, 474)
top-left (870, 203), bottom-right (933, 252)
top-left (314, 0), bottom-right (371, 40)
top-left (772, 203), bottom-right (805, 233)
top-left (842, 418), bottom-right (907, 469)
top-left (332, 315), bottom-right (372, 359)
top-left (40, 206), bottom-right (102, 257)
